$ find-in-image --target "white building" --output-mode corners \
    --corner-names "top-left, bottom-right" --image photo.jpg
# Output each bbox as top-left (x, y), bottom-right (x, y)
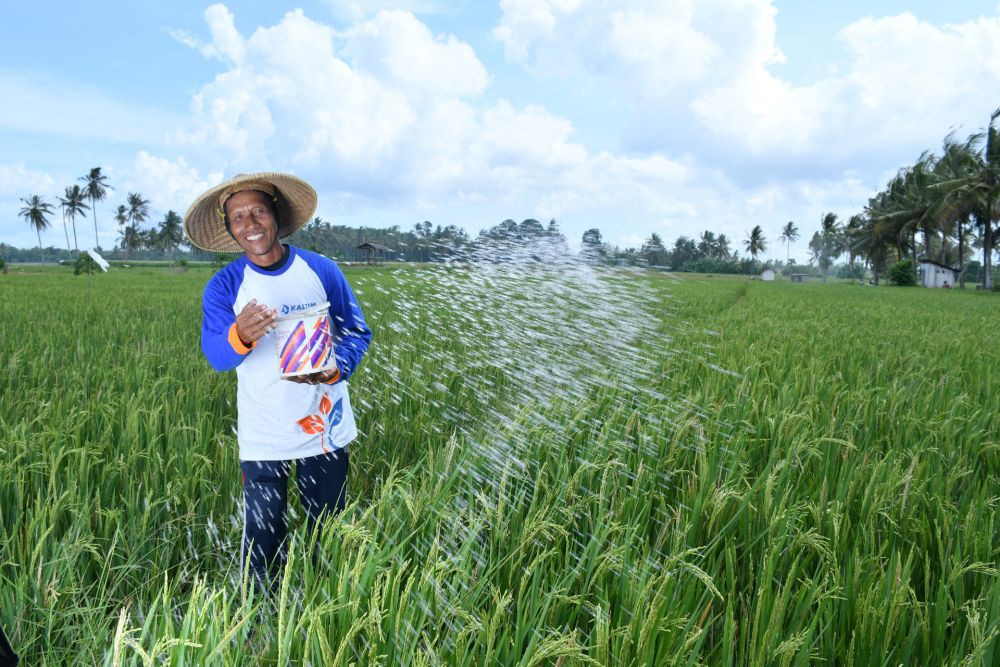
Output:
top-left (761, 268), bottom-right (776, 281)
top-left (918, 259), bottom-right (957, 288)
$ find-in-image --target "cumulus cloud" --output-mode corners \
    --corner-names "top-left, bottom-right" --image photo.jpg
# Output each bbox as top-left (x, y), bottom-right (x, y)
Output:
top-left (172, 4), bottom-right (646, 210)
top-left (495, 0), bottom-right (782, 88)
top-left (495, 0), bottom-right (1000, 182)
top-left (119, 151), bottom-right (223, 217)
top-left (168, 4), bottom-right (245, 64)
top-left (0, 163), bottom-right (56, 198)
top-left (324, 0), bottom-right (462, 23)
top-left (0, 163), bottom-right (60, 247)
top-left (160, 2), bottom-right (880, 252)
top-left (340, 10), bottom-right (488, 98)
top-left (691, 11), bottom-right (1000, 164)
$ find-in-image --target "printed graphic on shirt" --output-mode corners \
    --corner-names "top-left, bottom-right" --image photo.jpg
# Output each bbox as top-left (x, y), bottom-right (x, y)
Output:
top-left (296, 392), bottom-right (344, 453)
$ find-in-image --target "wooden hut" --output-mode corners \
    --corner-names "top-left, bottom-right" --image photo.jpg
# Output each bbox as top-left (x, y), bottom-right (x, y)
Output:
top-left (357, 241), bottom-right (392, 265)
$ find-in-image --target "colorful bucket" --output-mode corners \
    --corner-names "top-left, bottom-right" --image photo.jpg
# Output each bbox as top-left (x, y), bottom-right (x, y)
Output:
top-left (274, 302), bottom-right (337, 377)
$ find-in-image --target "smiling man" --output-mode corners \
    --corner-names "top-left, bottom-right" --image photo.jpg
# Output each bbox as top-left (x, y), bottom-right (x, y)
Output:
top-left (184, 172), bottom-right (372, 588)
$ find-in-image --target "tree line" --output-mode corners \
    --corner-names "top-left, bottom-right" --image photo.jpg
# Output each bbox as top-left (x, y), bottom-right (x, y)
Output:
top-left (843, 109), bottom-right (1000, 288)
top-left (17, 168), bottom-right (184, 261)
top-left (15, 109), bottom-right (1000, 282)
top-left (580, 224), bottom-right (783, 276)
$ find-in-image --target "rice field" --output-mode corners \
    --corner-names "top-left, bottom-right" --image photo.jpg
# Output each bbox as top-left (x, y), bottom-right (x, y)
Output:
top-left (1, 262), bottom-right (998, 665)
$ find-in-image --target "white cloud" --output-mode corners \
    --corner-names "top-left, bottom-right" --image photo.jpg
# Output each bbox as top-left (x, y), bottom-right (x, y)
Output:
top-left (324, 0), bottom-right (462, 23)
top-left (174, 6), bottom-right (594, 204)
top-left (495, 0), bottom-right (782, 88)
top-left (0, 163), bottom-right (59, 248)
top-left (119, 151), bottom-right (223, 218)
top-left (340, 10), bottom-right (488, 98)
top-left (168, 4), bottom-right (245, 64)
top-left (0, 154), bottom-right (222, 249)
top-left (0, 164), bottom-right (64, 248)
top-left (495, 0), bottom-right (1000, 182)
top-left (692, 11), bottom-right (1000, 161)
top-left (11, 0), bottom-right (964, 257)
top-left (159, 3), bottom-right (877, 254)
top-left (0, 163), bottom-right (56, 199)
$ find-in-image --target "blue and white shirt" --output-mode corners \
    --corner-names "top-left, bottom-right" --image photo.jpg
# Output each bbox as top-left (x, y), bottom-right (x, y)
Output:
top-left (200, 245), bottom-right (371, 461)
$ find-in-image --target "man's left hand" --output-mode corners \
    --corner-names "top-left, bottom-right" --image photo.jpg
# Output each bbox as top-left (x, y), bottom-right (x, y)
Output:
top-left (284, 368), bottom-right (340, 385)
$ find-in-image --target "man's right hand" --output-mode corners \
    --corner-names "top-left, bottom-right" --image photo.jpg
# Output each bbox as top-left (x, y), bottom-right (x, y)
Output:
top-left (235, 299), bottom-right (278, 345)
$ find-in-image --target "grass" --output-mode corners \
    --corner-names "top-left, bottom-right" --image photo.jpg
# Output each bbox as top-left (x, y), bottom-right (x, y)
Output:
top-left (1, 265), bottom-right (998, 665)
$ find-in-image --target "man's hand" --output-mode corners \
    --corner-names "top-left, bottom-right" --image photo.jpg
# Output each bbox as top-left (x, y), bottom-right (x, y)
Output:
top-left (284, 368), bottom-right (341, 385)
top-left (235, 299), bottom-right (278, 346)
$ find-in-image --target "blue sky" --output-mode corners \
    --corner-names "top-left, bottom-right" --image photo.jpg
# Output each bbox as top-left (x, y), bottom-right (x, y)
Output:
top-left (3, 1), bottom-right (999, 261)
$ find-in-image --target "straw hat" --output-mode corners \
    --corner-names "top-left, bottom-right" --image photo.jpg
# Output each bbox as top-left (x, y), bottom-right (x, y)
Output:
top-left (184, 172), bottom-right (318, 252)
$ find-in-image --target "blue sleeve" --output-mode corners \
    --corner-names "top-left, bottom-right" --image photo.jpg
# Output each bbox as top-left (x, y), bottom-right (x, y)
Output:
top-left (200, 265), bottom-right (253, 372)
top-left (300, 250), bottom-right (372, 382)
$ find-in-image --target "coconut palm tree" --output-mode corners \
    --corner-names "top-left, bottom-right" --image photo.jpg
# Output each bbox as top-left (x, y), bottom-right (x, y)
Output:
top-left (817, 212), bottom-right (846, 282)
top-left (878, 157), bottom-right (940, 263)
top-left (697, 230), bottom-right (716, 259)
top-left (124, 192), bottom-right (150, 260)
top-left (19, 195), bottom-right (54, 257)
top-left (976, 108), bottom-right (1000, 290)
top-left (778, 221), bottom-right (799, 267)
top-left (114, 204), bottom-right (128, 257)
top-left (118, 223), bottom-right (143, 257)
top-left (851, 210), bottom-right (894, 286)
top-left (58, 185), bottom-right (89, 256)
top-left (79, 167), bottom-right (112, 250)
top-left (156, 210), bottom-right (184, 252)
top-left (744, 225), bottom-right (766, 261)
top-left (716, 234), bottom-right (732, 259)
top-left (843, 215), bottom-right (864, 282)
top-left (930, 109), bottom-right (1000, 289)
top-left (932, 134), bottom-right (982, 287)
top-left (642, 233), bottom-right (668, 266)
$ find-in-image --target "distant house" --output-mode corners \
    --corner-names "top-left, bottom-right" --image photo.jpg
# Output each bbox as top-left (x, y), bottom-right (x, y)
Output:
top-left (790, 274), bottom-right (809, 283)
top-left (357, 241), bottom-right (393, 265)
top-left (761, 268), bottom-right (776, 282)
top-left (918, 258), bottom-right (957, 288)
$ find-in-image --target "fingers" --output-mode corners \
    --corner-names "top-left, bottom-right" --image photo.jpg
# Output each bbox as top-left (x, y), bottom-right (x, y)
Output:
top-left (281, 369), bottom-right (337, 384)
top-left (236, 300), bottom-right (277, 344)
top-left (285, 373), bottom-right (318, 385)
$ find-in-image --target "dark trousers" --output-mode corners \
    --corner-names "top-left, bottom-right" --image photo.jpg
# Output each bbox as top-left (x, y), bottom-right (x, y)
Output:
top-left (0, 620), bottom-right (17, 666)
top-left (240, 449), bottom-right (349, 585)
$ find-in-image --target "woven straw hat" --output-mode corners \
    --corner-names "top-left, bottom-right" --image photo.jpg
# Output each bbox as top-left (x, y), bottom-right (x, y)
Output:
top-left (184, 172), bottom-right (318, 252)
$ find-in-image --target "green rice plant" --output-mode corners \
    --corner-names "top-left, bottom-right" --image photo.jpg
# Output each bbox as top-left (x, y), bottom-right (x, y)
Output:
top-left (0, 267), bottom-right (997, 664)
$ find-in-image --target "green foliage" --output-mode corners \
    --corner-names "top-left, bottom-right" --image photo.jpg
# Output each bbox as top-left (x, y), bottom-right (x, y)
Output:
top-left (73, 253), bottom-right (100, 275)
top-left (0, 257), bottom-right (6, 273)
top-left (888, 259), bottom-right (918, 286)
top-left (836, 262), bottom-right (866, 280)
top-left (744, 224), bottom-right (767, 260)
top-left (963, 260), bottom-right (981, 283)
top-left (1, 269), bottom-right (999, 664)
top-left (641, 232), bottom-right (667, 266)
top-left (854, 109), bottom-right (1000, 290)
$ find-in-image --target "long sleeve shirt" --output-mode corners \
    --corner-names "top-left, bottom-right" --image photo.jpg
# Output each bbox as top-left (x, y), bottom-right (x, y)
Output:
top-left (200, 245), bottom-right (371, 460)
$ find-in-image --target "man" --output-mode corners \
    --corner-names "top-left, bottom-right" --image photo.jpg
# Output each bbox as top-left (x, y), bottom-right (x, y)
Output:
top-left (184, 172), bottom-right (371, 586)
top-left (0, 621), bottom-right (17, 666)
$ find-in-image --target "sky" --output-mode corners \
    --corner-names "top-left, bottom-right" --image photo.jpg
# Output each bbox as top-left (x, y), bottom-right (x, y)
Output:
top-left (3, 0), bottom-right (1000, 262)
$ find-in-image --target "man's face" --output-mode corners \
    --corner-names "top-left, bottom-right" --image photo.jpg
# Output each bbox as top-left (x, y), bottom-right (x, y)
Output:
top-left (225, 190), bottom-right (283, 266)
